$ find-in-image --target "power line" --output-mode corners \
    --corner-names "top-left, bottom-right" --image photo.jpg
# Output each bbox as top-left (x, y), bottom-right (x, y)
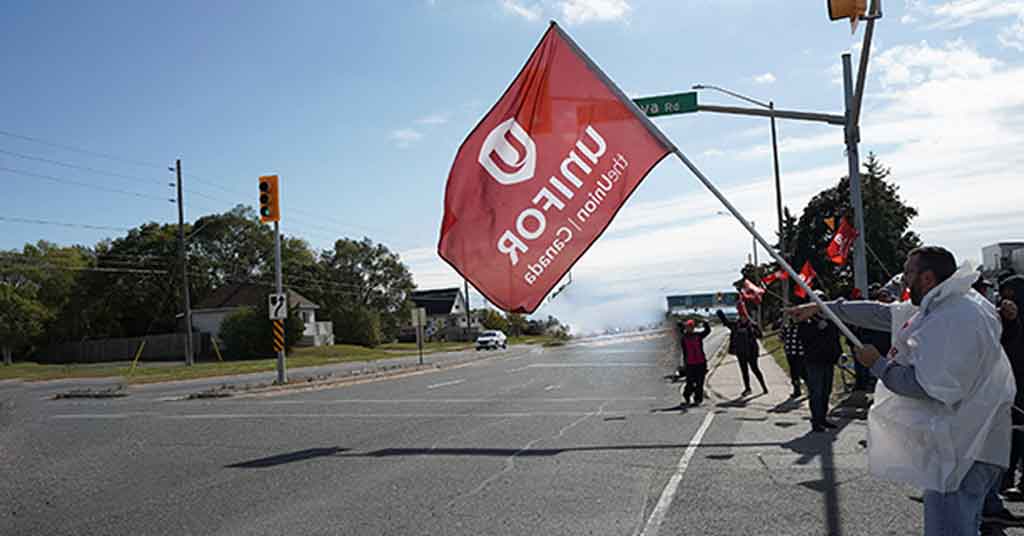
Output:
top-left (0, 166), bottom-right (172, 203)
top-left (0, 129), bottom-right (165, 170)
top-left (0, 216), bottom-right (135, 232)
top-left (0, 260), bottom-right (169, 275)
top-left (0, 148), bottom-right (166, 186)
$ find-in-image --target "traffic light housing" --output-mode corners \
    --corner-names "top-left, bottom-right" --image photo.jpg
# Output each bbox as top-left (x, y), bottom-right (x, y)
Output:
top-left (258, 175), bottom-right (280, 222)
top-left (828, 0), bottom-right (867, 31)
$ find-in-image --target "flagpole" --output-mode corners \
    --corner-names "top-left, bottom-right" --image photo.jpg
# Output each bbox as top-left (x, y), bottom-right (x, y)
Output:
top-left (673, 149), bottom-right (864, 349)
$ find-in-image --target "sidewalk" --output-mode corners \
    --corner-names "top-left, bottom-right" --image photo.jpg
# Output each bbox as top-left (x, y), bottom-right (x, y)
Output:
top-left (691, 343), bottom-right (1024, 535)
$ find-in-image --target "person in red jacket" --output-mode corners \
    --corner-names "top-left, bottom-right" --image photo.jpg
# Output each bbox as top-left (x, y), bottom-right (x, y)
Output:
top-left (681, 319), bottom-right (713, 406)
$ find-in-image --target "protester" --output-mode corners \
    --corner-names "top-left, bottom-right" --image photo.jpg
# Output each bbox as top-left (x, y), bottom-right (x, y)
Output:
top-left (797, 290), bottom-right (842, 432)
top-left (849, 284), bottom-right (892, 393)
top-left (998, 276), bottom-right (1024, 494)
top-left (679, 319), bottom-right (712, 406)
top-left (780, 305), bottom-right (809, 399)
top-left (716, 309), bottom-right (767, 396)
top-left (786, 246), bottom-right (1016, 535)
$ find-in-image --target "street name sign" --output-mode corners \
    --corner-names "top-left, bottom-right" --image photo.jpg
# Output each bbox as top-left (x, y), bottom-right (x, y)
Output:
top-left (632, 92), bottom-right (698, 117)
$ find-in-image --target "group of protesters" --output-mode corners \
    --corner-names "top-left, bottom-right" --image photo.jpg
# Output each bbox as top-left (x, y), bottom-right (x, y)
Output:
top-left (674, 245), bottom-right (1024, 535)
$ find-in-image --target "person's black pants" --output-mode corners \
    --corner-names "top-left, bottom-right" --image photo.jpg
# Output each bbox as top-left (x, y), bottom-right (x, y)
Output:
top-left (683, 363), bottom-right (707, 404)
top-left (805, 362), bottom-right (834, 426)
top-left (1007, 405), bottom-right (1024, 487)
top-left (737, 353), bottom-right (767, 392)
top-left (785, 354), bottom-right (807, 393)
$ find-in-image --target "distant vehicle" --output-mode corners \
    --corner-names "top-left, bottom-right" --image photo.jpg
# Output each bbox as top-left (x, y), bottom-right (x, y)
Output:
top-left (475, 330), bottom-right (507, 350)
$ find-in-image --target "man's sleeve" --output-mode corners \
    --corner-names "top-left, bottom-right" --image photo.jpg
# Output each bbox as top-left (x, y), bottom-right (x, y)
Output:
top-left (869, 360), bottom-right (935, 401)
top-left (825, 300), bottom-right (893, 332)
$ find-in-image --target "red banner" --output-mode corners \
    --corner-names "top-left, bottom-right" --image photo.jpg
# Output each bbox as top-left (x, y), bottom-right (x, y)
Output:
top-left (761, 269), bottom-right (789, 286)
top-left (793, 261), bottom-right (818, 299)
top-left (741, 279), bottom-right (765, 304)
top-left (438, 24), bottom-right (672, 313)
top-left (826, 217), bottom-right (859, 265)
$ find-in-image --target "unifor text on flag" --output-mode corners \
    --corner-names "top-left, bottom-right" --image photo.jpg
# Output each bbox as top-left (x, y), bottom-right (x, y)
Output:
top-left (437, 23), bottom-right (672, 313)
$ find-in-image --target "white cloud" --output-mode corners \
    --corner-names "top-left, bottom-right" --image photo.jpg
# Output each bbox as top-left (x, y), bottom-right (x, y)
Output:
top-left (999, 15), bottom-right (1024, 50)
top-left (415, 114), bottom-right (449, 125)
top-left (901, 14), bottom-right (918, 24)
top-left (753, 72), bottom-right (777, 85)
top-left (700, 148), bottom-right (725, 158)
top-left (502, 0), bottom-right (542, 21)
top-left (873, 39), bottom-right (1001, 89)
top-left (559, 0), bottom-right (631, 25)
top-left (927, 0), bottom-right (1024, 28)
top-left (390, 128), bottom-right (423, 148)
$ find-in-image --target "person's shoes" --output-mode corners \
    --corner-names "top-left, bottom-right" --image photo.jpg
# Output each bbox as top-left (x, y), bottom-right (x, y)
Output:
top-left (822, 421), bottom-right (838, 429)
top-left (741, 389), bottom-right (752, 396)
top-left (982, 508), bottom-right (1024, 526)
top-left (1004, 488), bottom-right (1024, 502)
top-left (789, 390), bottom-right (801, 399)
top-left (692, 399), bottom-right (702, 407)
top-left (761, 387), bottom-right (769, 395)
top-left (811, 425), bottom-right (826, 433)
top-left (683, 394), bottom-right (692, 406)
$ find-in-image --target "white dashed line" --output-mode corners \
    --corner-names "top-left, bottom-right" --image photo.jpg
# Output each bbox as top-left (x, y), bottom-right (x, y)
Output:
top-left (427, 379), bottom-right (466, 390)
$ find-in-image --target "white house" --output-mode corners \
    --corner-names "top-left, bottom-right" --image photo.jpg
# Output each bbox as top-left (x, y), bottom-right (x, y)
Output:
top-left (191, 283), bottom-right (334, 347)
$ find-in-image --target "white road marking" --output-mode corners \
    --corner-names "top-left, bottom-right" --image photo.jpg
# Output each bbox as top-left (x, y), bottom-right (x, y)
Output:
top-left (231, 397), bottom-right (657, 404)
top-left (506, 366), bottom-right (530, 373)
top-left (544, 384), bottom-right (560, 391)
top-left (639, 411), bottom-right (716, 536)
top-left (52, 408), bottom-right (666, 420)
top-left (526, 363), bottom-right (657, 368)
top-left (427, 379), bottom-right (466, 390)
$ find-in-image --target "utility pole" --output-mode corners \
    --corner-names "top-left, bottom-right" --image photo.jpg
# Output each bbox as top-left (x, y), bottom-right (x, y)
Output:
top-left (770, 101), bottom-right (789, 311)
top-left (175, 160), bottom-right (194, 366)
top-left (464, 279), bottom-right (471, 342)
top-left (842, 54), bottom-right (869, 297)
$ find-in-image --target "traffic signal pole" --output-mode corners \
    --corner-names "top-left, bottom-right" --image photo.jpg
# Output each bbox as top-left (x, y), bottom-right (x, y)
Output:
top-left (175, 159), bottom-right (194, 367)
top-left (274, 220), bottom-right (286, 384)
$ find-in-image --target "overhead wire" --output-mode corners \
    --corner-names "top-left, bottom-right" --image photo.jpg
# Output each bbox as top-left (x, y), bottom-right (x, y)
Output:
top-left (0, 166), bottom-right (172, 203)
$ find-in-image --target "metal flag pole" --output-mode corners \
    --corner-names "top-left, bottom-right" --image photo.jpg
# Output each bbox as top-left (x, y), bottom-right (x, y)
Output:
top-left (673, 149), bottom-right (863, 349)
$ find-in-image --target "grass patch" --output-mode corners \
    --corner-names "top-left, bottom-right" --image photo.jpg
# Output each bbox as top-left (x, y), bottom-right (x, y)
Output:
top-left (1, 336), bottom-right (556, 384)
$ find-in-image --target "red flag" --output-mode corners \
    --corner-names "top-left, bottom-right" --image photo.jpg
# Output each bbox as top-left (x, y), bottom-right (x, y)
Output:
top-left (741, 279), bottom-right (765, 304)
top-left (438, 24), bottom-right (672, 313)
top-left (793, 261), bottom-right (818, 299)
top-left (901, 287), bottom-right (911, 302)
top-left (761, 269), bottom-right (789, 286)
top-left (826, 217), bottom-right (859, 265)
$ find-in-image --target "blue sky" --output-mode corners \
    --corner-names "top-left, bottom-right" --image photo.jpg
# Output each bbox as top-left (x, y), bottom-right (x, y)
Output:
top-left (3, 1), bottom-right (1024, 332)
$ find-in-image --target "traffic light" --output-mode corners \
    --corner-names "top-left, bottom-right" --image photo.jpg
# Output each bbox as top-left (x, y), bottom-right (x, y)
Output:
top-left (828, 0), bottom-right (867, 32)
top-left (258, 175), bottom-right (280, 223)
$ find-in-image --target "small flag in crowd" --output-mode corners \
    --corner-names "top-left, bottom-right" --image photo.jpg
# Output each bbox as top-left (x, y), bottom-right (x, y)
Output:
top-left (826, 217), bottom-right (859, 265)
top-left (793, 261), bottom-right (818, 299)
top-left (741, 279), bottom-right (765, 304)
top-left (761, 268), bottom-right (789, 286)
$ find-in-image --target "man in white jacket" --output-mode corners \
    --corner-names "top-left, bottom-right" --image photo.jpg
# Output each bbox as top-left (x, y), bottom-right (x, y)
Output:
top-left (788, 246), bottom-right (1016, 535)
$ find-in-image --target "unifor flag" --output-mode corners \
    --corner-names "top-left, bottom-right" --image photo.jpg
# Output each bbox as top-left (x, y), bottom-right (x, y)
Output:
top-left (793, 261), bottom-right (818, 299)
top-left (761, 268), bottom-right (789, 286)
top-left (437, 23), bottom-right (672, 313)
top-left (826, 216), bottom-right (859, 265)
top-left (741, 279), bottom-right (765, 304)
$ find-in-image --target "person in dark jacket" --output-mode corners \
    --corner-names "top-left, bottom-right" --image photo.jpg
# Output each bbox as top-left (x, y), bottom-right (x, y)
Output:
top-left (716, 309), bottom-right (767, 396)
top-left (781, 317), bottom-right (808, 399)
top-left (680, 319), bottom-right (712, 406)
top-left (797, 292), bottom-right (843, 433)
top-left (998, 276), bottom-right (1024, 492)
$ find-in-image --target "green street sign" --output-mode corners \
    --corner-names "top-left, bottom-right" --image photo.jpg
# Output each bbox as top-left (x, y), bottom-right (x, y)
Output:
top-left (633, 92), bottom-right (698, 117)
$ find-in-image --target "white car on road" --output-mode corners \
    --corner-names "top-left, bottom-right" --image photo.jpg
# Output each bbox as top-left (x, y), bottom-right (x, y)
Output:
top-left (475, 330), bottom-right (508, 350)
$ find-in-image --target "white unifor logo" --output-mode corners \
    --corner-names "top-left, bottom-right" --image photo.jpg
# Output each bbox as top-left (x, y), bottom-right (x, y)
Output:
top-left (478, 118), bottom-right (536, 185)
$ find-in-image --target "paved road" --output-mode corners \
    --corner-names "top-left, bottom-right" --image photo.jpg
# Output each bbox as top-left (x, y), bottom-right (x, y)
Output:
top-left (0, 328), bottom-right (966, 535)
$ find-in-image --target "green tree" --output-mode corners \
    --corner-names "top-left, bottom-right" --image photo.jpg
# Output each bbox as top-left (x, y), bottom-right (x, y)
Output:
top-left (331, 306), bottom-right (382, 347)
top-left (315, 238), bottom-right (415, 342)
top-left (506, 313), bottom-right (528, 337)
top-left (480, 309), bottom-right (509, 333)
top-left (0, 284), bottom-right (50, 364)
top-left (219, 304), bottom-right (304, 360)
top-left (789, 153), bottom-right (920, 298)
